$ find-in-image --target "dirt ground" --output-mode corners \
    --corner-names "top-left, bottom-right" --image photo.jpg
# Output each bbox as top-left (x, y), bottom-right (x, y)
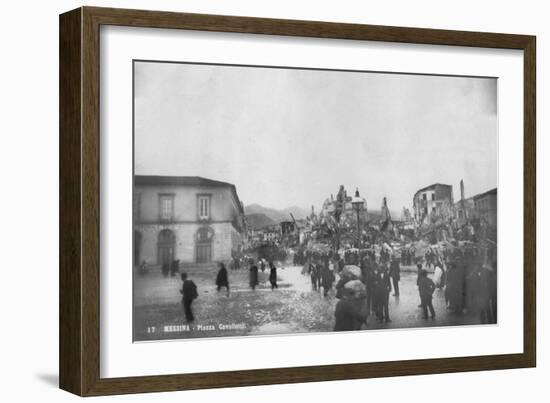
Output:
top-left (133, 263), bottom-right (486, 341)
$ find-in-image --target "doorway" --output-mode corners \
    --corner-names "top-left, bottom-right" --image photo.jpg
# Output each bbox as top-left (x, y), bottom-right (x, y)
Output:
top-left (196, 227), bottom-right (213, 264)
top-left (157, 229), bottom-right (175, 266)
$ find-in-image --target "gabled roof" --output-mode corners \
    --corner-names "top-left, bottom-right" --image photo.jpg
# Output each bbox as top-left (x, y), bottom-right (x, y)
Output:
top-left (134, 175), bottom-right (244, 214)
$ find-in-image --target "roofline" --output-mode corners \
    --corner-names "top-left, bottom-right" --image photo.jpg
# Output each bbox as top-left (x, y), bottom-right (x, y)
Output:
top-left (134, 175), bottom-right (233, 187)
top-left (473, 187), bottom-right (498, 200)
top-left (414, 183), bottom-right (453, 197)
top-left (134, 175), bottom-right (244, 214)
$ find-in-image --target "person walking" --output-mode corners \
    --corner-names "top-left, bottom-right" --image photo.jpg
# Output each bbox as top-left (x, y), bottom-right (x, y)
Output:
top-left (249, 262), bottom-right (259, 291)
top-left (418, 269), bottom-right (436, 319)
top-left (389, 256), bottom-right (401, 297)
top-left (180, 272), bottom-right (198, 323)
top-left (215, 262), bottom-right (230, 296)
top-left (269, 261), bottom-right (278, 290)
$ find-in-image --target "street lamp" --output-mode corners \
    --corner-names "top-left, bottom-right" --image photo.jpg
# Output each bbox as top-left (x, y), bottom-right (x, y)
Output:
top-left (352, 188), bottom-right (366, 248)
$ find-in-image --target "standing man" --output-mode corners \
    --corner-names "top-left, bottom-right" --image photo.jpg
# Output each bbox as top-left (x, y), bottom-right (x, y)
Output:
top-left (249, 261), bottom-right (259, 291)
top-left (418, 269), bottom-right (436, 319)
top-left (268, 261), bottom-right (278, 290)
top-left (180, 272), bottom-right (198, 323)
top-left (364, 259), bottom-right (377, 315)
top-left (321, 257), bottom-right (335, 297)
top-left (374, 266), bottom-right (392, 323)
top-left (310, 262), bottom-right (320, 292)
top-left (389, 256), bottom-right (401, 297)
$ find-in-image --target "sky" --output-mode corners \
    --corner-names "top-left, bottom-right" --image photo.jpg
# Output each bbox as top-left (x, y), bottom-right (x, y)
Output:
top-left (134, 61), bottom-right (497, 216)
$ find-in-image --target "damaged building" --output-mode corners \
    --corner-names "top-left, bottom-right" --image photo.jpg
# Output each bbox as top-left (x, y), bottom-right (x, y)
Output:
top-left (413, 183), bottom-right (454, 225)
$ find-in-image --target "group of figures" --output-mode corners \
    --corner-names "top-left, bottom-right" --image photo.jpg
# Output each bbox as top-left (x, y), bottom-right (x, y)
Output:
top-left (441, 248), bottom-right (497, 324)
top-left (330, 243), bottom-right (498, 332)
top-left (177, 260), bottom-right (281, 323)
top-left (302, 255), bottom-right (336, 297)
top-left (332, 253), bottom-right (401, 331)
top-left (174, 241), bottom-right (496, 331)
top-left (247, 259), bottom-right (279, 291)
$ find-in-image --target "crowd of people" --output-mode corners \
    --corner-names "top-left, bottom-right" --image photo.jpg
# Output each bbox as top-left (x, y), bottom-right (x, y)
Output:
top-left (331, 242), bottom-right (497, 331)
top-left (174, 242), bottom-right (496, 329)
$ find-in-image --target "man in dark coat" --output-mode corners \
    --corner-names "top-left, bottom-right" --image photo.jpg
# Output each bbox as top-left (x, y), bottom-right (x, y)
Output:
top-left (472, 264), bottom-right (496, 324)
top-left (389, 256), bottom-right (401, 297)
top-left (374, 267), bottom-right (392, 322)
top-left (418, 269), bottom-right (436, 319)
top-left (364, 261), bottom-right (377, 315)
top-left (446, 262), bottom-right (464, 313)
top-left (215, 263), bottom-right (230, 295)
top-left (334, 289), bottom-right (368, 331)
top-left (249, 263), bottom-right (259, 291)
top-left (310, 262), bottom-right (320, 291)
top-left (268, 261), bottom-right (278, 290)
top-left (321, 259), bottom-right (335, 297)
top-left (180, 272), bottom-right (198, 323)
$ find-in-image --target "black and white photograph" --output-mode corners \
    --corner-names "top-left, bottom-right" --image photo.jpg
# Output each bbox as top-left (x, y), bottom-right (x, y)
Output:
top-left (132, 60), bottom-right (498, 341)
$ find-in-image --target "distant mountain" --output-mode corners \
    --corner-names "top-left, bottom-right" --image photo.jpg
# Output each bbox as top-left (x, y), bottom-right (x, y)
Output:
top-left (280, 206), bottom-right (310, 220)
top-left (245, 203), bottom-right (401, 229)
top-left (245, 204), bottom-right (309, 227)
top-left (246, 213), bottom-right (277, 230)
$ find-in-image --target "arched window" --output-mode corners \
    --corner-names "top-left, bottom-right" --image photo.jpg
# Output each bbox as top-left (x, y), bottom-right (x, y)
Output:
top-left (196, 227), bottom-right (213, 243)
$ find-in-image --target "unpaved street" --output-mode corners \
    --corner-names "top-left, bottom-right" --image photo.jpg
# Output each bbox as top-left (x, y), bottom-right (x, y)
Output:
top-left (134, 264), bottom-right (483, 341)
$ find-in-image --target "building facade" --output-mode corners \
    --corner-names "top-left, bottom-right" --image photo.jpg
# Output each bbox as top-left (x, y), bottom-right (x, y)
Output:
top-left (473, 188), bottom-right (497, 227)
top-left (133, 176), bottom-right (247, 266)
top-left (413, 183), bottom-right (454, 224)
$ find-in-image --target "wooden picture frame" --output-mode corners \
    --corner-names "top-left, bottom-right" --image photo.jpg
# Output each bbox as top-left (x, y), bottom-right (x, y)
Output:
top-left (59, 6), bottom-right (536, 396)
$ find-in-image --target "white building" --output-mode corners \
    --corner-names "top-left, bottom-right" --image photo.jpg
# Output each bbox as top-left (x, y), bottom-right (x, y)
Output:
top-left (133, 176), bottom-right (247, 266)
